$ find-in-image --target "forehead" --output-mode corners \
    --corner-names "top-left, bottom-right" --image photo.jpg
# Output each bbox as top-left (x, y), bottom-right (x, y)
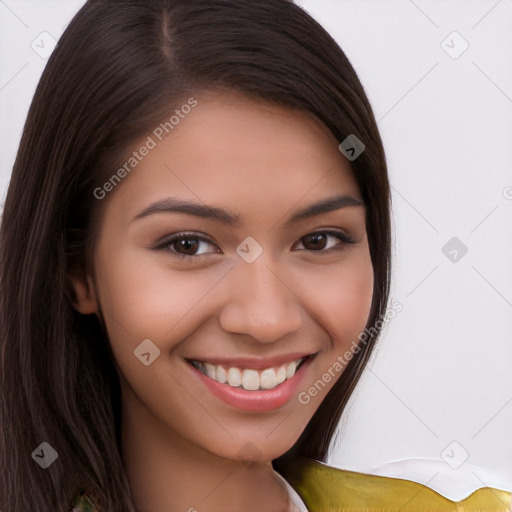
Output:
top-left (103, 92), bottom-right (361, 222)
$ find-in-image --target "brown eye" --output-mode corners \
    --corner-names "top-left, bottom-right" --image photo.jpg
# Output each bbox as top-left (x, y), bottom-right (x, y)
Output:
top-left (172, 238), bottom-right (199, 255)
top-left (294, 230), bottom-right (355, 252)
top-left (301, 233), bottom-right (328, 250)
top-left (154, 232), bottom-right (220, 258)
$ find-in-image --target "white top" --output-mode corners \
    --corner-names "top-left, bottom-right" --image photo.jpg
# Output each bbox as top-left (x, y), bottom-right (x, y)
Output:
top-left (274, 470), bottom-right (309, 511)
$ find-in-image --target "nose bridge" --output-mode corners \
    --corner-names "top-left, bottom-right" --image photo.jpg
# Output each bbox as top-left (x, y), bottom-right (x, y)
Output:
top-left (219, 255), bottom-right (302, 342)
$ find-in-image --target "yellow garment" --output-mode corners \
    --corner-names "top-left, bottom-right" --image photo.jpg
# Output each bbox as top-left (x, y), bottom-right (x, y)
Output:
top-left (283, 458), bottom-right (511, 512)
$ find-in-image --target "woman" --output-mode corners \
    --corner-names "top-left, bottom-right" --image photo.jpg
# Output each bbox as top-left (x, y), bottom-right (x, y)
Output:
top-left (0, 1), bottom-right (509, 511)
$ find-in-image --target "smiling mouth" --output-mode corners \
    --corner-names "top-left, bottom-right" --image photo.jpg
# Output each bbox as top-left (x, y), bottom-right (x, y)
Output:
top-left (188, 356), bottom-right (311, 391)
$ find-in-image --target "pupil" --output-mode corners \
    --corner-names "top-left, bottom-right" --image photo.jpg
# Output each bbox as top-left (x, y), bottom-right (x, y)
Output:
top-left (304, 234), bottom-right (326, 250)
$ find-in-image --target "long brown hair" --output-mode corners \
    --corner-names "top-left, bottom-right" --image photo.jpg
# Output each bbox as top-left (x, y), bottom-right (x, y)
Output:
top-left (0, 1), bottom-right (391, 510)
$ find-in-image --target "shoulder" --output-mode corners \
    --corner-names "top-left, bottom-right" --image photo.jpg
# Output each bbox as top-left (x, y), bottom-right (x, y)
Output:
top-left (281, 458), bottom-right (511, 512)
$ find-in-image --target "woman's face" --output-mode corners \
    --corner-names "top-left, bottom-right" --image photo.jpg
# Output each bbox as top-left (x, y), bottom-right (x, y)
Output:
top-left (74, 92), bottom-right (374, 463)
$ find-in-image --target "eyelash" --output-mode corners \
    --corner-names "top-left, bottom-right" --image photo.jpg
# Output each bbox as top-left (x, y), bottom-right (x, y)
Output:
top-left (152, 229), bottom-right (356, 260)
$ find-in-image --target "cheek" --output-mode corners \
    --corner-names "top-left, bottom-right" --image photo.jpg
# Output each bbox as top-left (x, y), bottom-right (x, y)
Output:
top-left (94, 246), bottom-right (228, 346)
top-left (303, 251), bottom-right (374, 348)
top-left (292, 250), bottom-right (374, 407)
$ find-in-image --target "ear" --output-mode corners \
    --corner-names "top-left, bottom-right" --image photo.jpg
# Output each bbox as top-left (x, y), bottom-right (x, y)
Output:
top-left (69, 273), bottom-right (99, 315)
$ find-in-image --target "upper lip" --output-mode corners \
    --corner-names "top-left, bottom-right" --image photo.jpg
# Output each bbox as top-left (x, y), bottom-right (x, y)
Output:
top-left (186, 352), bottom-right (316, 370)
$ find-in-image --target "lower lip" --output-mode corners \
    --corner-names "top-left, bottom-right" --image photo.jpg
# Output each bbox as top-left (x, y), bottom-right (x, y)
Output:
top-left (188, 357), bottom-right (314, 412)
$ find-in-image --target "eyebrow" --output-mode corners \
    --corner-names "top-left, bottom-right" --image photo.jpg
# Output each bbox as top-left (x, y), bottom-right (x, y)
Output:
top-left (132, 194), bottom-right (363, 225)
top-left (285, 194), bottom-right (363, 224)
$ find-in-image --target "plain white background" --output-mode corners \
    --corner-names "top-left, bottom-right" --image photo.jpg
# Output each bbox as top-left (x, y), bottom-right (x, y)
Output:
top-left (1, 0), bottom-right (511, 500)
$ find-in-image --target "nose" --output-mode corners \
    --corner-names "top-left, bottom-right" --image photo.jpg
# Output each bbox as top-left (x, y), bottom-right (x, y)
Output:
top-left (219, 258), bottom-right (303, 343)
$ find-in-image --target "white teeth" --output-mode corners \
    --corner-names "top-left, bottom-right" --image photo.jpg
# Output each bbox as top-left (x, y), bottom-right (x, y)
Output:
top-left (286, 360), bottom-right (297, 379)
top-left (260, 368), bottom-right (278, 389)
top-left (216, 365), bottom-right (227, 384)
top-left (204, 362), bottom-right (216, 379)
top-left (192, 357), bottom-right (306, 391)
top-left (276, 366), bottom-right (286, 384)
top-left (227, 367), bottom-right (242, 387)
top-left (242, 369), bottom-right (259, 390)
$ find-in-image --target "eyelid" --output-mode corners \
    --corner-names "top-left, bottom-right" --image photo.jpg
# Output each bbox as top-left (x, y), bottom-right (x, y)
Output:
top-left (151, 231), bottom-right (221, 256)
top-left (292, 228), bottom-right (356, 251)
